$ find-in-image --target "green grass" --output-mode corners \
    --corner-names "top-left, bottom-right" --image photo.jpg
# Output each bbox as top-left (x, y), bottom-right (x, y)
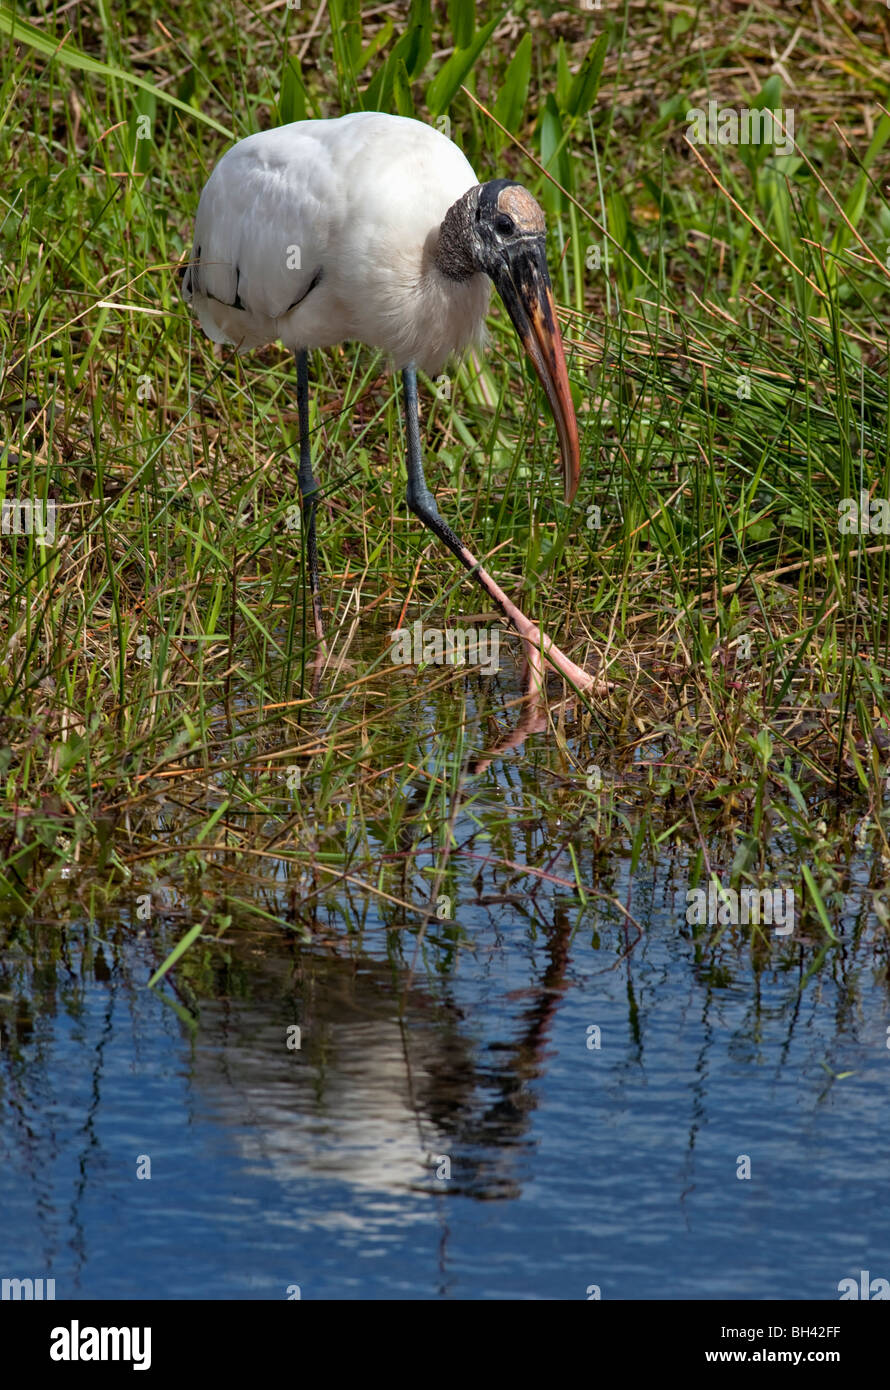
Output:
top-left (2, 0), bottom-right (890, 960)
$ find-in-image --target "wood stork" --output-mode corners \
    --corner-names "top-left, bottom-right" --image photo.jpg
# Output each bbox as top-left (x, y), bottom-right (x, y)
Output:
top-left (182, 111), bottom-right (591, 691)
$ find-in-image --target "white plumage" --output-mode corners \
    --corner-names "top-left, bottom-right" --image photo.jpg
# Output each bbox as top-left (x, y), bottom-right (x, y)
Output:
top-left (182, 111), bottom-right (592, 694)
top-left (182, 112), bottom-right (490, 373)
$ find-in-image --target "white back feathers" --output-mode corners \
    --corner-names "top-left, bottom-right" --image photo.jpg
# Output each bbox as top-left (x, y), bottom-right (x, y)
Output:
top-left (182, 112), bottom-right (491, 374)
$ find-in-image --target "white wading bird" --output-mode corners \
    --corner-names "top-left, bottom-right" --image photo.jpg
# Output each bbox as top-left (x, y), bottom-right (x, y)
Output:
top-left (182, 111), bottom-right (592, 690)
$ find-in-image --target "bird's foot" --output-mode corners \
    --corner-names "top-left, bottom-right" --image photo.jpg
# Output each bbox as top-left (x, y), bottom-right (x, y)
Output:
top-left (517, 622), bottom-right (611, 698)
top-left (450, 544), bottom-right (611, 697)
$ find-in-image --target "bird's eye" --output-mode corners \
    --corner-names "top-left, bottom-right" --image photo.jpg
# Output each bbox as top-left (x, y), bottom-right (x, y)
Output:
top-left (494, 213), bottom-right (515, 237)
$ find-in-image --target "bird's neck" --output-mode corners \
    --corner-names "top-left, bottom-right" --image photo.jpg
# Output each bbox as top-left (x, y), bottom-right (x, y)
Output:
top-left (434, 187), bottom-right (480, 282)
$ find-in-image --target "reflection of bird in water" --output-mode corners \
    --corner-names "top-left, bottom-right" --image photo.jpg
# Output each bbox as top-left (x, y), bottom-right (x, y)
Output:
top-left (181, 912), bottom-right (575, 1205)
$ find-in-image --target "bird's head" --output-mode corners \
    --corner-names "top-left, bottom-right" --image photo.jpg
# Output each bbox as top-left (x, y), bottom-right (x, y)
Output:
top-left (438, 179), bottom-right (580, 505)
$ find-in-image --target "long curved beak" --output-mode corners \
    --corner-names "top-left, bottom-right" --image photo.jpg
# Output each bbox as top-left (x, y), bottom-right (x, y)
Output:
top-left (491, 239), bottom-right (580, 504)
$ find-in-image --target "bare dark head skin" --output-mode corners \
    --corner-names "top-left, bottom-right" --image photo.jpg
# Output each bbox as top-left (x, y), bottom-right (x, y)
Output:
top-left (436, 180), bottom-right (580, 504)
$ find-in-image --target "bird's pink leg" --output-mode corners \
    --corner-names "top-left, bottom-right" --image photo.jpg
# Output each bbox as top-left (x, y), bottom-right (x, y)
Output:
top-left (454, 540), bottom-right (594, 694)
top-left (400, 366), bottom-right (601, 697)
top-left (310, 597), bottom-right (327, 650)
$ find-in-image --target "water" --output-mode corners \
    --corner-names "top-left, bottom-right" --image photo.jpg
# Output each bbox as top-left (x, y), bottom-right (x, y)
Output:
top-left (2, 851), bottom-right (887, 1300)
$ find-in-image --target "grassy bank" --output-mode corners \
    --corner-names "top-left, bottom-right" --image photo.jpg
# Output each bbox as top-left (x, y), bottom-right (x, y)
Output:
top-left (2, 0), bottom-right (889, 959)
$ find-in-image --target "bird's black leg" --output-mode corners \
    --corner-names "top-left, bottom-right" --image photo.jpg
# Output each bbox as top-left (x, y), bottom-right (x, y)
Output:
top-left (402, 365), bottom-right (474, 568)
top-left (400, 365), bottom-right (594, 694)
top-left (295, 348), bottom-right (325, 644)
